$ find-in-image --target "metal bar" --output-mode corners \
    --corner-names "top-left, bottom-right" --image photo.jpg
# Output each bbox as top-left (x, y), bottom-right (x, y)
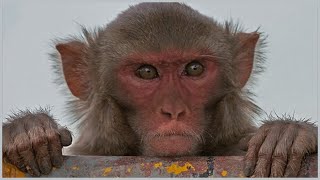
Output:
top-left (2, 155), bottom-right (317, 177)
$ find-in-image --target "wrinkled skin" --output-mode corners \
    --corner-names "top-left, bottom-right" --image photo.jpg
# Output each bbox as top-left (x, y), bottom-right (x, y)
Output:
top-left (3, 113), bottom-right (317, 177)
top-left (2, 2), bottom-right (318, 178)
top-left (2, 111), bottom-right (72, 176)
top-left (243, 120), bottom-right (317, 177)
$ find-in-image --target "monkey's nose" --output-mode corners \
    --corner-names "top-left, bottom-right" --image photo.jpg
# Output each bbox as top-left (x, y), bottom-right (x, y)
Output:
top-left (160, 107), bottom-right (185, 120)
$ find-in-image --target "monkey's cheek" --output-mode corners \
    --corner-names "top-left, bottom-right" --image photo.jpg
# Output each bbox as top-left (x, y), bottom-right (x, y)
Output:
top-left (148, 136), bottom-right (196, 156)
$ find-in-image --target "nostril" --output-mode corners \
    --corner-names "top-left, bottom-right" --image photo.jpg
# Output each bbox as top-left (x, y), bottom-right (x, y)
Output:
top-left (161, 108), bottom-right (172, 118)
top-left (178, 111), bottom-right (185, 117)
top-left (160, 108), bottom-right (185, 120)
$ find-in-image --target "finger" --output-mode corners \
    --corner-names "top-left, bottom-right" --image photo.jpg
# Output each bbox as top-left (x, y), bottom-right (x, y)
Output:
top-left (28, 126), bottom-right (52, 175)
top-left (3, 124), bottom-right (27, 172)
top-left (284, 130), bottom-right (309, 177)
top-left (15, 132), bottom-right (41, 177)
top-left (238, 133), bottom-right (255, 151)
top-left (58, 127), bottom-right (73, 146)
top-left (46, 128), bottom-right (64, 167)
top-left (35, 113), bottom-right (64, 168)
top-left (244, 127), bottom-right (269, 177)
top-left (270, 124), bottom-right (297, 177)
top-left (5, 146), bottom-right (27, 172)
top-left (284, 155), bottom-right (303, 177)
top-left (253, 125), bottom-right (282, 177)
top-left (2, 123), bottom-right (12, 152)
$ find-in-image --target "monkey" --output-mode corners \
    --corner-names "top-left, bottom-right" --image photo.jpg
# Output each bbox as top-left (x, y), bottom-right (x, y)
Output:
top-left (2, 2), bottom-right (317, 177)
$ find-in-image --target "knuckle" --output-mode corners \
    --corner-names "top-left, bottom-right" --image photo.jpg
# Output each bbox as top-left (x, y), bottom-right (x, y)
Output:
top-left (258, 150), bottom-right (269, 160)
top-left (272, 154), bottom-right (287, 165)
top-left (272, 147), bottom-right (287, 159)
top-left (14, 134), bottom-right (32, 152)
top-left (31, 136), bottom-right (48, 147)
top-left (46, 130), bottom-right (60, 142)
top-left (16, 143), bottom-right (32, 153)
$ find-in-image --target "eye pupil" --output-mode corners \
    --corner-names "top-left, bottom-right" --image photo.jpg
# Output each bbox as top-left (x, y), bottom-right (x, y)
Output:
top-left (185, 61), bottom-right (204, 76)
top-left (136, 65), bottom-right (158, 79)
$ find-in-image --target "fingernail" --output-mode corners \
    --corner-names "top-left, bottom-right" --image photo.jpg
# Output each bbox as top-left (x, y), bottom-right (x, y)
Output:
top-left (52, 156), bottom-right (63, 167)
top-left (244, 166), bottom-right (254, 177)
top-left (26, 165), bottom-right (41, 177)
top-left (39, 159), bottom-right (52, 175)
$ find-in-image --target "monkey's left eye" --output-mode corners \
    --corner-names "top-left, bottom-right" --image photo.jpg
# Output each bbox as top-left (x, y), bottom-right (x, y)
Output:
top-left (136, 65), bottom-right (159, 79)
top-left (184, 61), bottom-right (204, 76)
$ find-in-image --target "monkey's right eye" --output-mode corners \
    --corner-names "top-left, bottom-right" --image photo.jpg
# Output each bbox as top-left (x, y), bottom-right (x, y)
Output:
top-left (136, 65), bottom-right (159, 80)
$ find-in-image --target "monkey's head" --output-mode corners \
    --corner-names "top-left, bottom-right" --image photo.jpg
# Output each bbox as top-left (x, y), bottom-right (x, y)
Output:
top-left (54, 3), bottom-right (262, 156)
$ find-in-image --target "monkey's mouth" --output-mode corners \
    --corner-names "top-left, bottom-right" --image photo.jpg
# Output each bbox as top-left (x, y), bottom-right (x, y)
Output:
top-left (145, 133), bottom-right (198, 156)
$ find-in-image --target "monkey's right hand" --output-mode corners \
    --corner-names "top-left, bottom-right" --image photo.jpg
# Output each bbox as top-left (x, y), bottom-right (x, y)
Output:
top-left (2, 110), bottom-right (72, 176)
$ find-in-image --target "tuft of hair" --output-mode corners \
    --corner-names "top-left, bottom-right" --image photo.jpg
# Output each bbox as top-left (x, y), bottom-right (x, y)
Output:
top-left (198, 19), bottom-right (269, 153)
top-left (48, 2), bottom-right (269, 155)
top-left (223, 19), bottom-right (268, 89)
top-left (48, 27), bottom-right (103, 128)
top-left (5, 106), bottom-right (53, 123)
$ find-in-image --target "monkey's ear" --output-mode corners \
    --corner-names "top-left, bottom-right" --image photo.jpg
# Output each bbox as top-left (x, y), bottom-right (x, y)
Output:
top-left (235, 32), bottom-right (259, 88)
top-left (56, 41), bottom-right (89, 100)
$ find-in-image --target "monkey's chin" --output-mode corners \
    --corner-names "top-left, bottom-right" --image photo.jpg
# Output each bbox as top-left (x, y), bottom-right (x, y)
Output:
top-left (144, 136), bottom-right (197, 156)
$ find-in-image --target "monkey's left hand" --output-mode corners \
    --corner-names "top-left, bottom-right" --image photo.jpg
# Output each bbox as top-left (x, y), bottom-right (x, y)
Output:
top-left (243, 120), bottom-right (317, 177)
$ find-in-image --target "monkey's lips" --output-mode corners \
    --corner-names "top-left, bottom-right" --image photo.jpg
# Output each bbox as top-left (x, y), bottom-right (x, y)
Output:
top-left (147, 135), bottom-right (197, 156)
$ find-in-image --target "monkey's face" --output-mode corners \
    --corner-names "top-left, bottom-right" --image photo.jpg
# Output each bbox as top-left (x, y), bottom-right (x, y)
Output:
top-left (54, 2), bottom-right (260, 157)
top-left (115, 50), bottom-right (222, 156)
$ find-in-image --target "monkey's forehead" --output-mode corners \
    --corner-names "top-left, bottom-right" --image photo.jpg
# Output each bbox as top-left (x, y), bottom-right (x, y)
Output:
top-left (95, 2), bottom-right (230, 57)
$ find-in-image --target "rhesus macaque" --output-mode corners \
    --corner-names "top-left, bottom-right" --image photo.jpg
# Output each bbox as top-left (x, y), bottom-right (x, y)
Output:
top-left (2, 2), bottom-right (317, 177)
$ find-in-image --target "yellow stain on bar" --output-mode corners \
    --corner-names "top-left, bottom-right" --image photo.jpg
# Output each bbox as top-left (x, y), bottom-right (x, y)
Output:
top-left (103, 167), bottom-right (113, 176)
top-left (238, 173), bottom-right (245, 177)
top-left (2, 161), bottom-right (26, 178)
top-left (127, 167), bottom-right (132, 173)
top-left (166, 162), bottom-right (195, 175)
top-left (221, 170), bottom-right (228, 177)
top-left (72, 166), bottom-right (80, 170)
top-left (154, 162), bottom-right (163, 168)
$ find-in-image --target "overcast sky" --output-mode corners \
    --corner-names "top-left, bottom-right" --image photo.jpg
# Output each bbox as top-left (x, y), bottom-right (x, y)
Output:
top-left (1, 0), bottom-right (319, 129)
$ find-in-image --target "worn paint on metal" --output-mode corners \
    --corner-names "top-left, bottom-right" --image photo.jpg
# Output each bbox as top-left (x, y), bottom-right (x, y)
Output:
top-left (221, 170), bottom-right (228, 177)
top-left (2, 161), bottom-right (26, 177)
top-left (153, 162), bottom-right (162, 168)
top-left (2, 155), bottom-right (318, 178)
top-left (166, 162), bottom-right (195, 175)
top-left (102, 167), bottom-right (113, 176)
top-left (71, 166), bottom-right (80, 170)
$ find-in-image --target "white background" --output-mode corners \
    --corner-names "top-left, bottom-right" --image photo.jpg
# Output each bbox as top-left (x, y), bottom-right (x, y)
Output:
top-left (1, 0), bottom-right (319, 130)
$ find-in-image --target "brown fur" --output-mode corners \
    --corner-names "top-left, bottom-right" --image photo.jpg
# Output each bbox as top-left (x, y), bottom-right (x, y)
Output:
top-left (3, 2), bottom-right (317, 177)
top-left (50, 2), bottom-right (264, 156)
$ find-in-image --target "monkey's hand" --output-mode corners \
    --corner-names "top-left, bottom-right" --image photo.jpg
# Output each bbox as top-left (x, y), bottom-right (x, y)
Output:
top-left (243, 119), bottom-right (317, 177)
top-left (2, 110), bottom-right (72, 176)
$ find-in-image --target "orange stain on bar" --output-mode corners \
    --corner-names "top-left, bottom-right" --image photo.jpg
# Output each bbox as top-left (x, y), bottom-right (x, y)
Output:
top-left (166, 162), bottom-right (195, 175)
top-left (221, 170), bottom-right (228, 177)
top-left (102, 167), bottom-right (113, 176)
top-left (2, 161), bottom-right (26, 177)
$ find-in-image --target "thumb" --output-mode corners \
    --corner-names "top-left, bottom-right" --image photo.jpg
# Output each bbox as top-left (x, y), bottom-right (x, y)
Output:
top-left (58, 127), bottom-right (73, 146)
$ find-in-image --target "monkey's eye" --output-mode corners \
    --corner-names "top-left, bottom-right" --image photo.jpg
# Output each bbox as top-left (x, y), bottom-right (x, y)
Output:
top-left (185, 61), bottom-right (204, 76)
top-left (136, 65), bottom-right (159, 79)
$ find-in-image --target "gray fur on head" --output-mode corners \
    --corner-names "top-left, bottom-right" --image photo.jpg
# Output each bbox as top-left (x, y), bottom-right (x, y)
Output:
top-left (50, 2), bottom-right (267, 155)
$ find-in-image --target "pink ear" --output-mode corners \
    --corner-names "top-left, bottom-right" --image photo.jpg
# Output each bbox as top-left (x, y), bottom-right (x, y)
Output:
top-left (235, 32), bottom-right (259, 88)
top-left (56, 41), bottom-right (89, 100)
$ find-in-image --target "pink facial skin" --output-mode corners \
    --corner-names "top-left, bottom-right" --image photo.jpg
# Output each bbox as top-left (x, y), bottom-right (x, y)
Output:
top-left (116, 49), bottom-right (221, 156)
